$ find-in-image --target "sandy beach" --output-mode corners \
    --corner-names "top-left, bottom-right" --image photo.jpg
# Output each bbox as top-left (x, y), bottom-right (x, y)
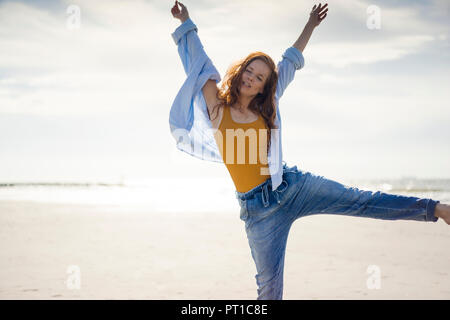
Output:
top-left (0, 200), bottom-right (449, 300)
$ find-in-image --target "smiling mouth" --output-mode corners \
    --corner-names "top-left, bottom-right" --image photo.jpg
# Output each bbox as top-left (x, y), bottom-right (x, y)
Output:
top-left (242, 81), bottom-right (251, 88)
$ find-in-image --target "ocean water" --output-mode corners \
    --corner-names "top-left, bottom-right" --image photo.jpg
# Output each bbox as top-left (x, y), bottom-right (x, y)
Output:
top-left (0, 176), bottom-right (449, 214)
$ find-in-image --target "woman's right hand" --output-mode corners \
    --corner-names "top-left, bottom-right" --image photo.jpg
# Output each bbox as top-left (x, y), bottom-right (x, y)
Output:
top-left (171, 1), bottom-right (189, 23)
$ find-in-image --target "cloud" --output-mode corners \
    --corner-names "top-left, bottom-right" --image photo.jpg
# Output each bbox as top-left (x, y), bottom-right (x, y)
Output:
top-left (307, 34), bottom-right (435, 68)
top-left (0, 0), bottom-right (181, 115)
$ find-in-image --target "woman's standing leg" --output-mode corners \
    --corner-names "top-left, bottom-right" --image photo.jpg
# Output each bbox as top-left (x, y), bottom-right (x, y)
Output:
top-left (238, 187), bottom-right (295, 300)
top-left (245, 221), bottom-right (292, 300)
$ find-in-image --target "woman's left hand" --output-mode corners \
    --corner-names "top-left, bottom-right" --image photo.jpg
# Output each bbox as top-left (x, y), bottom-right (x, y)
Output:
top-left (308, 3), bottom-right (328, 27)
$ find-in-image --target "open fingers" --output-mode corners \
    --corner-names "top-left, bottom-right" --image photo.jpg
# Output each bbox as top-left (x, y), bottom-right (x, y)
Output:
top-left (319, 3), bottom-right (328, 14)
top-left (313, 3), bottom-right (328, 14)
top-left (319, 8), bottom-right (328, 18)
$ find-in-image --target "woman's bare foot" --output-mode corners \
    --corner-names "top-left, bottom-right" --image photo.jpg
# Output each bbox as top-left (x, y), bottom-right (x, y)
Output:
top-left (435, 203), bottom-right (450, 225)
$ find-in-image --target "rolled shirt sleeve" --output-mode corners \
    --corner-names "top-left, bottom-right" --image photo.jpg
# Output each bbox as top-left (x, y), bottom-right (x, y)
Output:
top-left (171, 18), bottom-right (198, 45)
top-left (282, 46), bottom-right (305, 70)
top-left (275, 47), bottom-right (305, 100)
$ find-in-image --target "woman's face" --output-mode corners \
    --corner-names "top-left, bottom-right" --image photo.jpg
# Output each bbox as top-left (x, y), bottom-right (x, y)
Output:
top-left (239, 59), bottom-right (271, 97)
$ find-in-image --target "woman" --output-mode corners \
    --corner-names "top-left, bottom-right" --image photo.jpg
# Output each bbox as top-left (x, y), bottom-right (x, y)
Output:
top-left (170, 1), bottom-right (450, 300)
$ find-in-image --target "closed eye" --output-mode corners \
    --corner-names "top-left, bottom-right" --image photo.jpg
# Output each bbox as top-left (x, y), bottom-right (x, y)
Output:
top-left (246, 69), bottom-right (263, 81)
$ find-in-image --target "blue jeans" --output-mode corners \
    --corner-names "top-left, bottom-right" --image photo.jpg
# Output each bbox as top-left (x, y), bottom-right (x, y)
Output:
top-left (235, 162), bottom-right (440, 300)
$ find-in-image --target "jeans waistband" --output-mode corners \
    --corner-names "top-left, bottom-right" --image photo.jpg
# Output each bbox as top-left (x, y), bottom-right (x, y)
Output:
top-left (235, 177), bottom-right (272, 201)
top-left (235, 161), bottom-right (289, 202)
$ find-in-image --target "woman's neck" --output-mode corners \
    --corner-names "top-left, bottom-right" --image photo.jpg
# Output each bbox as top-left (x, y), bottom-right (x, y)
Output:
top-left (233, 96), bottom-right (253, 113)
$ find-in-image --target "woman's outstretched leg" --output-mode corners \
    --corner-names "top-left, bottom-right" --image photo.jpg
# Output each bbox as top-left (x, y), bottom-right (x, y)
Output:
top-left (289, 171), bottom-right (442, 223)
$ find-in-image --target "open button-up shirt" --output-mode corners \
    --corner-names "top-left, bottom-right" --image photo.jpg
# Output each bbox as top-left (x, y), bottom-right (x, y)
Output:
top-left (169, 18), bottom-right (305, 191)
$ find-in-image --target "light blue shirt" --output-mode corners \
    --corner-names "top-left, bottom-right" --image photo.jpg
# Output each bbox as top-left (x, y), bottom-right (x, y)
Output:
top-left (169, 18), bottom-right (305, 191)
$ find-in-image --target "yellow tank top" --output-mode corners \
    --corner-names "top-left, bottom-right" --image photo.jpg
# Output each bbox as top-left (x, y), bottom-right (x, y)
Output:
top-left (213, 105), bottom-right (270, 193)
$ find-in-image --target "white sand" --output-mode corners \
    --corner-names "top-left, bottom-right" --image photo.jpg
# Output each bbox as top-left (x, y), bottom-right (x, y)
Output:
top-left (0, 200), bottom-right (449, 299)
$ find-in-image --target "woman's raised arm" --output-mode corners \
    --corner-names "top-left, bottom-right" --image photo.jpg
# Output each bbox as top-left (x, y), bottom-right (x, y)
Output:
top-left (275, 3), bottom-right (328, 100)
top-left (292, 3), bottom-right (328, 53)
top-left (171, 1), bottom-right (221, 124)
top-left (170, 1), bottom-right (207, 75)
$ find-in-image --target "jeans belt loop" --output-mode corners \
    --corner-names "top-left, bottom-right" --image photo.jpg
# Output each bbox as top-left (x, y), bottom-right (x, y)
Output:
top-left (273, 179), bottom-right (288, 205)
top-left (278, 180), bottom-right (288, 193)
top-left (261, 184), bottom-right (270, 208)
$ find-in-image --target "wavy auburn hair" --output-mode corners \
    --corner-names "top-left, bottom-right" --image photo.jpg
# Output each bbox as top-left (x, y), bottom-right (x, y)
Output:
top-left (210, 52), bottom-right (278, 154)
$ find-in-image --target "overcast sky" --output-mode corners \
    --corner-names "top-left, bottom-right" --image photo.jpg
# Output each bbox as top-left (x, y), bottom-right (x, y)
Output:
top-left (0, 0), bottom-right (449, 183)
